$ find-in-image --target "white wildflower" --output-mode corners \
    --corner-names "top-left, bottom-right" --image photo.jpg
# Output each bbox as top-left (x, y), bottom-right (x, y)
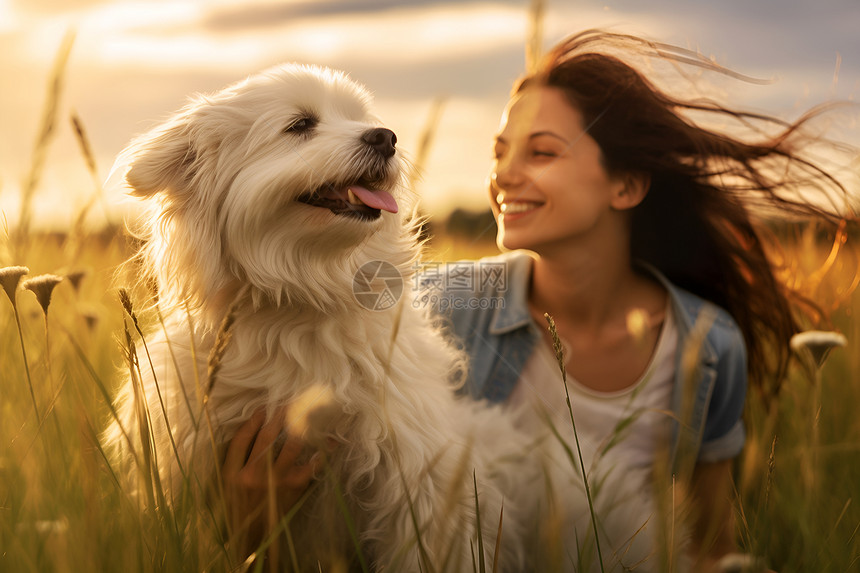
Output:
top-left (790, 330), bottom-right (848, 369)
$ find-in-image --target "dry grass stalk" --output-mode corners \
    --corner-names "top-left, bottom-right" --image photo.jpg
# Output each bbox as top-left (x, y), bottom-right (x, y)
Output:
top-left (1, 265), bottom-right (39, 419)
top-left (676, 306), bottom-right (717, 480)
top-left (525, 0), bottom-right (545, 73)
top-left (543, 312), bottom-right (605, 573)
top-left (764, 436), bottom-right (777, 510)
top-left (117, 288), bottom-right (186, 475)
top-left (118, 287), bottom-right (137, 327)
top-left (121, 319), bottom-right (157, 509)
top-left (67, 112), bottom-right (108, 261)
top-left (15, 30), bottom-right (75, 254)
top-left (472, 470), bottom-right (486, 573)
top-left (24, 274), bottom-right (64, 406)
top-left (0, 265), bottom-right (29, 308)
top-left (70, 112), bottom-right (98, 178)
top-left (23, 274), bottom-right (64, 317)
top-left (790, 329), bottom-right (847, 369)
top-left (790, 330), bottom-right (846, 500)
top-left (206, 287), bottom-right (247, 395)
top-left (492, 503), bottom-right (504, 573)
top-left (543, 313), bottom-right (567, 381)
top-left (407, 96), bottom-right (446, 195)
top-left (206, 311), bottom-right (236, 396)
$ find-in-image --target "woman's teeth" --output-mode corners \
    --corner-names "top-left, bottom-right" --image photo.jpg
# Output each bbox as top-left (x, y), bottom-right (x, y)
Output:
top-left (501, 202), bottom-right (540, 214)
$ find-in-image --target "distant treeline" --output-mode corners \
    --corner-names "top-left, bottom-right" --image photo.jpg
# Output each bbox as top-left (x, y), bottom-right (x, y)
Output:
top-left (429, 207), bottom-right (854, 246)
top-left (435, 208), bottom-right (498, 242)
top-left (12, 210), bottom-right (853, 250)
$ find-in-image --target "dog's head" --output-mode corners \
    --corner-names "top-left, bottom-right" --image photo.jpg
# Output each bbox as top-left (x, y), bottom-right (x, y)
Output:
top-left (121, 64), bottom-right (416, 313)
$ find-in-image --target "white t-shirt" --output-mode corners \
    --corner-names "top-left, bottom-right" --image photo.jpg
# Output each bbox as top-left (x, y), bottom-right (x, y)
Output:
top-left (506, 303), bottom-right (679, 572)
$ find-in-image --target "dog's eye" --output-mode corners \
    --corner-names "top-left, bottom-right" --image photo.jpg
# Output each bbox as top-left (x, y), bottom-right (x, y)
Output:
top-left (284, 116), bottom-right (318, 135)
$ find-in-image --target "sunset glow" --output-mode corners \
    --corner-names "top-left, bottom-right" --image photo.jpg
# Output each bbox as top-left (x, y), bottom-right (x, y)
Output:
top-left (1, 0), bottom-right (857, 229)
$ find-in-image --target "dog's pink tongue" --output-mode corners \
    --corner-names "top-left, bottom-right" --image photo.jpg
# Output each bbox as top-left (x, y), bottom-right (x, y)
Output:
top-left (349, 186), bottom-right (398, 213)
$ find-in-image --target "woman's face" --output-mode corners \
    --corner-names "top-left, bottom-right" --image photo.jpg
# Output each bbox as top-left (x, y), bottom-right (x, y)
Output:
top-left (490, 86), bottom-right (626, 254)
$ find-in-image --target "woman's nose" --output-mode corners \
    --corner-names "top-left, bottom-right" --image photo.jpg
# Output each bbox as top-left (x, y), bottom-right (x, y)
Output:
top-left (492, 156), bottom-right (526, 189)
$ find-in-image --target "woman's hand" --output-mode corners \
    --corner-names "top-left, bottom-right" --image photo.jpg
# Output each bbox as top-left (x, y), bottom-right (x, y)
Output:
top-left (689, 460), bottom-right (775, 572)
top-left (222, 409), bottom-right (319, 557)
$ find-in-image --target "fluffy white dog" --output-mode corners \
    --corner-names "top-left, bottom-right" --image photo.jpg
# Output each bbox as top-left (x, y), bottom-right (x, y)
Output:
top-left (104, 64), bottom-right (540, 571)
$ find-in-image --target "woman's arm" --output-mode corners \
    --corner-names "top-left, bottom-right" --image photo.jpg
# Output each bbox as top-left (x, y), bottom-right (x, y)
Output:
top-left (690, 459), bottom-right (737, 571)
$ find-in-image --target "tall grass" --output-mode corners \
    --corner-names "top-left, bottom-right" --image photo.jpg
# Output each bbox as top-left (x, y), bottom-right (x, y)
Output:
top-left (3, 219), bottom-right (858, 572)
top-left (13, 31), bottom-right (75, 261)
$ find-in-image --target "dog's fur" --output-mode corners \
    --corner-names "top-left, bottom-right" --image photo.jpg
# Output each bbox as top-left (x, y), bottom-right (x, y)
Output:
top-left (105, 64), bottom-right (541, 571)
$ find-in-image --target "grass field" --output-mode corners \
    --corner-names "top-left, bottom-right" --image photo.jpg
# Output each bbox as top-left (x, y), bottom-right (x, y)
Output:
top-left (0, 220), bottom-right (858, 572)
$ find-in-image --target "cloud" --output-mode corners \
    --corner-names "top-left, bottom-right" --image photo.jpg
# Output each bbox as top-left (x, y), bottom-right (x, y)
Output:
top-left (66, 1), bottom-right (532, 81)
top-left (2, 0), bottom-right (858, 229)
top-left (582, 0), bottom-right (860, 72)
top-left (342, 47), bottom-right (525, 99)
top-left (11, 0), bottom-right (110, 15)
top-left (200, 0), bottom-right (522, 33)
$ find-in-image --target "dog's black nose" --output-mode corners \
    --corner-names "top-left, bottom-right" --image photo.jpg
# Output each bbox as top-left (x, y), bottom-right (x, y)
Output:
top-left (362, 128), bottom-right (397, 159)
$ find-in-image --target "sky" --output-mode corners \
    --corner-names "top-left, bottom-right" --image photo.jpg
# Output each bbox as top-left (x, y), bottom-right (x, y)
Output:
top-left (1, 0), bottom-right (858, 230)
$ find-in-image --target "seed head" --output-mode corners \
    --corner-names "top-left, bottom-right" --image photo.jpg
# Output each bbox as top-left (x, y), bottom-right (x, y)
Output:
top-left (543, 313), bottom-right (567, 381)
top-left (23, 274), bottom-right (64, 316)
top-left (65, 269), bottom-right (87, 293)
top-left (790, 330), bottom-right (847, 369)
top-left (0, 266), bottom-right (29, 308)
top-left (82, 309), bottom-right (100, 332)
top-left (118, 287), bottom-right (134, 316)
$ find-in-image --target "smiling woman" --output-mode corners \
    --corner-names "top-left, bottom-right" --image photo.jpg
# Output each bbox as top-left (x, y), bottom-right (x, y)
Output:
top-left (440, 29), bottom-right (857, 572)
top-left (214, 28), bottom-right (856, 572)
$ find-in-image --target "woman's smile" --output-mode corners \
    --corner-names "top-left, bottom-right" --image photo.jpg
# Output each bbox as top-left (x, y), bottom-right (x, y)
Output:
top-left (497, 194), bottom-right (544, 220)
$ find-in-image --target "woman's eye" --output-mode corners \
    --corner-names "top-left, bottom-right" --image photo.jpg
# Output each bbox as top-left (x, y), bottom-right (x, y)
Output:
top-left (533, 150), bottom-right (556, 158)
top-left (284, 116), bottom-right (318, 134)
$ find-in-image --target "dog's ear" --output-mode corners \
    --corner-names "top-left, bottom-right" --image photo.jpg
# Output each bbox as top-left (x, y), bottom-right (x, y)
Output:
top-left (125, 114), bottom-right (198, 197)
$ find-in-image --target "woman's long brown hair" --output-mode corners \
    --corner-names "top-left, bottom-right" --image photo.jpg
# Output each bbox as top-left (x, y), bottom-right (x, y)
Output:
top-left (516, 30), bottom-right (857, 397)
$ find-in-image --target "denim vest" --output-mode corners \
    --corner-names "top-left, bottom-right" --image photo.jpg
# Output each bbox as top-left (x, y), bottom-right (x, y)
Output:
top-left (433, 251), bottom-right (747, 472)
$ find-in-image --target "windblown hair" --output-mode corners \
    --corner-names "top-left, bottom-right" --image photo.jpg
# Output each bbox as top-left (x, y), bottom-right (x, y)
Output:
top-left (516, 30), bottom-right (857, 396)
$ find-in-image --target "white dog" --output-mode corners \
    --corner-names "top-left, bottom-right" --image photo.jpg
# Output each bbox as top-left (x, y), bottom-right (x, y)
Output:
top-left (104, 64), bottom-right (542, 571)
